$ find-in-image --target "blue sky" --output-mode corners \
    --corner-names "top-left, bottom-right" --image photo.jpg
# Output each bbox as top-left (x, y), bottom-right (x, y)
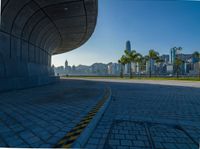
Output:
top-left (52, 0), bottom-right (200, 67)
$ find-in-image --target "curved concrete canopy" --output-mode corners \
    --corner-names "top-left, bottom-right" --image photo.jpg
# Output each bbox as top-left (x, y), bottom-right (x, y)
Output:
top-left (0, 0), bottom-right (98, 91)
top-left (1, 0), bottom-right (97, 55)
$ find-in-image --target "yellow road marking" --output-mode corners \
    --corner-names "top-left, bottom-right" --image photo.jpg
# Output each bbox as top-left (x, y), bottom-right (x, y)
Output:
top-left (54, 88), bottom-right (111, 148)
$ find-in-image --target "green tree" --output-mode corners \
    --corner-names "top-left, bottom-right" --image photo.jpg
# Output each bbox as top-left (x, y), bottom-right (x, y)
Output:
top-left (124, 50), bottom-right (140, 78)
top-left (192, 51), bottom-right (200, 78)
top-left (118, 55), bottom-right (128, 78)
top-left (174, 58), bottom-right (183, 78)
top-left (134, 54), bottom-right (143, 77)
top-left (145, 49), bottom-right (159, 77)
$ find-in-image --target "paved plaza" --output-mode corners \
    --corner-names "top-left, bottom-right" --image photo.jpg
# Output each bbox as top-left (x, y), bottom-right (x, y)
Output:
top-left (84, 79), bottom-right (200, 149)
top-left (0, 79), bottom-right (104, 147)
top-left (0, 79), bottom-right (200, 148)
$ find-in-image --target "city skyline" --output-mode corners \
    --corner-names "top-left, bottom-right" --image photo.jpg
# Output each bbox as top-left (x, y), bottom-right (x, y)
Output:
top-left (52, 1), bottom-right (200, 67)
top-left (53, 44), bottom-right (197, 67)
top-left (54, 49), bottom-right (199, 77)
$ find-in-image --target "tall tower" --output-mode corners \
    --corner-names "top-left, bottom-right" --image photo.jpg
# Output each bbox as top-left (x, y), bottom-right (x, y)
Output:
top-left (170, 48), bottom-right (176, 64)
top-left (125, 41), bottom-right (131, 74)
top-left (65, 60), bottom-right (68, 69)
top-left (126, 41), bottom-right (131, 52)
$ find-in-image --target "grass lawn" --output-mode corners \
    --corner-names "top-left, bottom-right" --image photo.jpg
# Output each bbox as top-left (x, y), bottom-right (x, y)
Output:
top-left (64, 76), bottom-right (200, 81)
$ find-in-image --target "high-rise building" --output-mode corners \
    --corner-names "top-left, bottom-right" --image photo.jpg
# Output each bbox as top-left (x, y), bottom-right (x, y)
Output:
top-left (91, 63), bottom-right (108, 75)
top-left (160, 55), bottom-right (170, 64)
top-left (107, 63), bottom-right (120, 75)
top-left (170, 48), bottom-right (177, 64)
top-left (65, 60), bottom-right (71, 73)
top-left (146, 59), bottom-right (156, 74)
top-left (126, 41), bottom-right (131, 51)
top-left (65, 60), bottom-right (68, 68)
top-left (177, 54), bottom-right (192, 62)
top-left (125, 41), bottom-right (131, 74)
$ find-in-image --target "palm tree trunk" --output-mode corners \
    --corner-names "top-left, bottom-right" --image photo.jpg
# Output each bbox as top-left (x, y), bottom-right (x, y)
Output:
top-left (176, 68), bottom-right (179, 78)
top-left (129, 63), bottom-right (132, 78)
top-left (137, 63), bottom-right (140, 78)
top-left (149, 60), bottom-right (152, 77)
top-left (120, 64), bottom-right (124, 78)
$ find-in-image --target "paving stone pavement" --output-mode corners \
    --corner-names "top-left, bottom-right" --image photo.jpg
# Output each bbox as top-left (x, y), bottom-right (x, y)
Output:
top-left (0, 79), bottom-right (105, 147)
top-left (84, 81), bottom-right (200, 149)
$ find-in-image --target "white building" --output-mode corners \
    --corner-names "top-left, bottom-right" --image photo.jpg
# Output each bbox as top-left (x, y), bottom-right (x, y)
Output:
top-left (107, 63), bottom-right (120, 75)
top-left (146, 59), bottom-right (155, 74)
top-left (167, 64), bottom-right (173, 74)
top-left (192, 62), bottom-right (200, 75)
top-left (91, 63), bottom-right (108, 75)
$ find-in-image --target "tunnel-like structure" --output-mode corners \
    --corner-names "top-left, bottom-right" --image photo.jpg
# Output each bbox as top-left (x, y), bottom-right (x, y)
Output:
top-left (0, 0), bottom-right (98, 91)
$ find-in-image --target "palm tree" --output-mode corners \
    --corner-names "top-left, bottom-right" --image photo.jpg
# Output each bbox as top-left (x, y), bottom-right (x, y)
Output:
top-left (146, 49), bottom-right (159, 77)
top-left (135, 54), bottom-right (143, 77)
top-left (174, 58), bottom-right (183, 78)
top-left (118, 55), bottom-right (128, 78)
top-left (124, 50), bottom-right (140, 78)
top-left (192, 51), bottom-right (200, 78)
top-left (155, 58), bottom-right (164, 76)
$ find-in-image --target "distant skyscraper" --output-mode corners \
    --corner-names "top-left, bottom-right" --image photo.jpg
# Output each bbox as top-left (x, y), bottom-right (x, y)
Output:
top-left (126, 41), bottom-right (131, 52)
top-left (65, 60), bottom-right (71, 73)
top-left (160, 55), bottom-right (170, 63)
top-left (170, 48), bottom-right (181, 64)
top-left (125, 41), bottom-right (131, 74)
top-left (170, 48), bottom-right (176, 64)
top-left (65, 60), bottom-right (68, 68)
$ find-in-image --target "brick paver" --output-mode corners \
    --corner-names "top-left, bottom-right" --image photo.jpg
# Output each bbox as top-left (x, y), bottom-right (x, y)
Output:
top-left (1, 79), bottom-right (200, 148)
top-left (0, 79), bottom-right (104, 147)
top-left (85, 81), bottom-right (200, 149)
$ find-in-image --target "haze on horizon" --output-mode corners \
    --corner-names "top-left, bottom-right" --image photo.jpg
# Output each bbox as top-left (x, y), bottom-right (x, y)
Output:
top-left (52, 0), bottom-right (200, 67)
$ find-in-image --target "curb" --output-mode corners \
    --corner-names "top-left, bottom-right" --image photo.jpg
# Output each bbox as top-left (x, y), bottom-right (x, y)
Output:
top-left (54, 87), bottom-right (112, 148)
top-left (72, 87), bottom-right (112, 148)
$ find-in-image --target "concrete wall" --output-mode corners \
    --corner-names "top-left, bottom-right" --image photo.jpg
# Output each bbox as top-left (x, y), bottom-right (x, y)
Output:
top-left (0, 0), bottom-right (97, 92)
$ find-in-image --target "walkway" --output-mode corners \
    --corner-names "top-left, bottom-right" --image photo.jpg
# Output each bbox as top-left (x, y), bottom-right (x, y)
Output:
top-left (84, 79), bottom-right (200, 149)
top-left (0, 79), bottom-right (104, 147)
top-left (0, 78), bottom-right (200, 148)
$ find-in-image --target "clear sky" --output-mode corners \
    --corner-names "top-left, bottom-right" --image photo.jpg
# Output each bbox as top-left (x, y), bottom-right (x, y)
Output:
top-left (52, 0), bottom-right (200, 67)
